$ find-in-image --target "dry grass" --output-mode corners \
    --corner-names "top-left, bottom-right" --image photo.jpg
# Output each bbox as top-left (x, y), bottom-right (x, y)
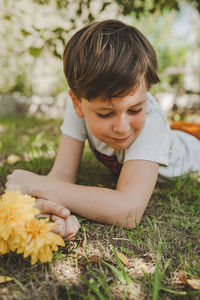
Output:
top-left (0, 116), bottom-right (200, 300)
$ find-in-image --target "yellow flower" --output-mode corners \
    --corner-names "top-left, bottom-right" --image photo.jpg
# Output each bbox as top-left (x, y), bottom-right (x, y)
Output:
top-left (6, 226), bottom-right (27, 252)
top-left (0, 190), bottom-right (65, 264)
top-left (18, 218), bottom-right (65, 264)
top-left (0, 239), bottom-right (9, 254)
top-left (0, 190), bottom-right (39, 241)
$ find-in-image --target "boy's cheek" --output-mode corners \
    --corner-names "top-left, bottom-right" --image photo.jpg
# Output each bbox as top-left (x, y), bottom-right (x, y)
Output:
top-left (91, 123), bottom-right (108, 138)
top-left (86, 116), bottom-right (108, 134)
top-left (133, 113), bottom-right (146, 128)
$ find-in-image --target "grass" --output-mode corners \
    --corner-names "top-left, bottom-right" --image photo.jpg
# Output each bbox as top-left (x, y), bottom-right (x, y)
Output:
top-left (0, 115), bottom-right (200, 300)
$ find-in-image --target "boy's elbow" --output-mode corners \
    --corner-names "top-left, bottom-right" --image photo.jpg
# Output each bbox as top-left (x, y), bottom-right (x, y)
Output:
top-left (109, 206), bottom-right (144, 230)
top-left (122, 213), bottom-right (142, 230)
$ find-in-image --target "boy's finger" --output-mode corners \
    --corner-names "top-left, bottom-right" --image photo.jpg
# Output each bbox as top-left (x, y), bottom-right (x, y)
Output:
top-left (51, 215), bottom-right (66, 236)
top-left (39, 213), bottom-right (51, 218)
top-left (65, 234), bottom-right (77, 241)
top-left (64, 215), bottom-right (80, 241)
top-left (73, 216), bottom-right (81, 229)
top-left (35, 198), bottom-right (70, 218)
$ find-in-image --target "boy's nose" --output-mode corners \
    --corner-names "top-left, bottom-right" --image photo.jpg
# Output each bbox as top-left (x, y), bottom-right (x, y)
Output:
top-left (112, 115), bottom-right (131, 135)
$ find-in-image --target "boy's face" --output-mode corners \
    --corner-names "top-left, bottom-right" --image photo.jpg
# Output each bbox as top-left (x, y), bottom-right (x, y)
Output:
top-left (70, 82), bottom-right (147, 150)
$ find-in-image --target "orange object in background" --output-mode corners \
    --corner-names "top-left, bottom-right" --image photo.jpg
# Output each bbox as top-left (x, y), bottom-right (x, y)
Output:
top-left (170, 122), bottom-right (200, 140)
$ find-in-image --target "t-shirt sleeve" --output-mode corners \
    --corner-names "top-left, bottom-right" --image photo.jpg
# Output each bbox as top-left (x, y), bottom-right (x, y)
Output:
top-left (124, 109), bottom-right (171, 166)
top-left (60, 96), bottom-right (87, 142)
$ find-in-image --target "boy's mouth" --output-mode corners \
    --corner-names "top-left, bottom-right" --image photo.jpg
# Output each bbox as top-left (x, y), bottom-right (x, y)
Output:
top-left (111, 135), bottom-right (131, 143)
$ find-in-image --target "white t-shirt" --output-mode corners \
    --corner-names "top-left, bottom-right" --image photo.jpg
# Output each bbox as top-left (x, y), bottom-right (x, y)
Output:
top-left (61, 93), bottom-right (200, 179)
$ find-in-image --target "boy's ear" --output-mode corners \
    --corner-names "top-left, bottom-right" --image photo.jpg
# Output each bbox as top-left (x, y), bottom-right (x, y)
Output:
top-left (69, 90), bottom-right (84, 118)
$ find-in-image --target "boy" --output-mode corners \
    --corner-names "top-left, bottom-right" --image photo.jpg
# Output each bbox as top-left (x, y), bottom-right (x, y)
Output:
top-left (6, 20), bottom-right (200, 240)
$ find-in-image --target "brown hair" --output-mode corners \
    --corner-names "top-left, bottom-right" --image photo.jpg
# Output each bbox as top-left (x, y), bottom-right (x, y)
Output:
top-left (63, 19), bottom-right (160, 100)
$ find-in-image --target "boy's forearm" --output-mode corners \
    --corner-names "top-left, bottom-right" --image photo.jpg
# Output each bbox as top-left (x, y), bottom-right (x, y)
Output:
top-left (47, 170), bottom-right (76, 184)
top-left (34, 176), bottom-right (144, 228)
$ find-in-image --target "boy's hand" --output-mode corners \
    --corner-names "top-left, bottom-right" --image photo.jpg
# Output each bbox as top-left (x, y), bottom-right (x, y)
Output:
top-left (35, 198), bottom-right (70, 218)
top-left (6, 169), bottom-right (40, 195)
top-left (51, 215), bottom-right (81, 241)
top-left (35, 198), bottom-right (80, 241)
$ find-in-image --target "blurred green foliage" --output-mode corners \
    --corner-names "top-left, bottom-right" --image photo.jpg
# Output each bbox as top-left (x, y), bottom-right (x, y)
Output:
top-left (33, 0), bottom-right (200, 16)
top-left (0, 0), bottom-right (198, 96)
top-left (130, 11), bottom-right (187, 94)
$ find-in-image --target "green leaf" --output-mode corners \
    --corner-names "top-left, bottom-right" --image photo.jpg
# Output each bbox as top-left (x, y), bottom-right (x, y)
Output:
top-left (100, 2), bottom-right (111, 12)
top-left (3, 15), bottom-right (12, 21)
top-left (52, 27), bottom-right (63, 33)
top-left (20, 29), bottom-right (31, 37)
top-left (28, 47), bottom-right (42, 57)
top-left (53, 49), bottom-right (62, 59)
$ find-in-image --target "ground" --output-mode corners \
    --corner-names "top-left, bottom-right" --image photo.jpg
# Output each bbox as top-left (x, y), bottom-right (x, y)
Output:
top-left (0, 116), bottom-right (199, 300)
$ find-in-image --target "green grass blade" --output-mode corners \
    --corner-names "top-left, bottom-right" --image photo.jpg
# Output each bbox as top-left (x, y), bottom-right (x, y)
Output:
top-left (111, 247), bottom-right (132, 285)
top-left (152, 243), bottom-right (162, 300)
top-left (12, 277), bottom-right (26, 291)
top-left (160, 287), bottom-right (187, 295)
top-left (101, 260), bottom-right (126, 284)
top-left (80, 275), bottom-right (106, 300)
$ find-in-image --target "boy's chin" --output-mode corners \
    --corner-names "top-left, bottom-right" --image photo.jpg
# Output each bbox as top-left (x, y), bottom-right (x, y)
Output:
top-left (112, 144), bottom-right (129, 150)
top-left (107, 141), bottom-right (131, 150)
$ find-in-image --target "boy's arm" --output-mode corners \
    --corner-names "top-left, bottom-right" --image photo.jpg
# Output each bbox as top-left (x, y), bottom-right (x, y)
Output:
top-left (31, 160), bottom-right (159, 228)
top-left (48, 133), bottom-right (85, 183)
top-left (6, 134), bottom-right (158, 228)
top-left (6, 134), bottom-right (84, 193)
top-left (6, 134), bottom-right (84, 239)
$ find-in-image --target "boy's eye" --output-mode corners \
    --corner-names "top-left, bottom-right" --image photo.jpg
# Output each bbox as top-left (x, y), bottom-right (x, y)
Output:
top-left (128, 108), bottom-right (142, 114)
top-left (96, 108), bottom-right (142, 118)
top-left (96, 112), bottom-right (113, 118)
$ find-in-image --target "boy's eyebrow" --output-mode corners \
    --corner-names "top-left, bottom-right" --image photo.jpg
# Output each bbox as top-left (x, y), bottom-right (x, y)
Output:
top-left (95, 99), bottom-right (146, 111)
